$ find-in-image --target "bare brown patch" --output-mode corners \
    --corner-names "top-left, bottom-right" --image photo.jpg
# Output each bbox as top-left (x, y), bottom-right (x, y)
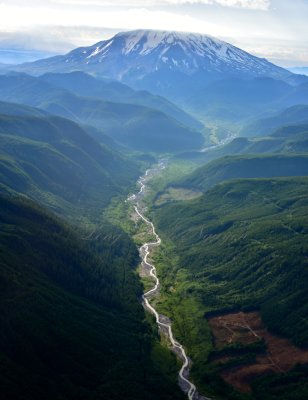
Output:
top-left (208, 311), bottom-right (308, 392)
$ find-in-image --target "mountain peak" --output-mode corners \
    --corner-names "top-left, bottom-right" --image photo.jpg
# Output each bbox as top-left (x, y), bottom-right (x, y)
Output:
top-left (67, 29), bottom-right (288, 81)
top-left (7, 29), bottom-right (291, 95)
top-left (83, 29), bottom-right (239, 70)
top-left (112, 29), bottom-right (223, 54)
top-left (108, 29), bottom-right (238, 70)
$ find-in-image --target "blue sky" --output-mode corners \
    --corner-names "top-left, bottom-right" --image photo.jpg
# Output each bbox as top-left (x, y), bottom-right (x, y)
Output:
top-left (0, 0), bottom-right (307, 66)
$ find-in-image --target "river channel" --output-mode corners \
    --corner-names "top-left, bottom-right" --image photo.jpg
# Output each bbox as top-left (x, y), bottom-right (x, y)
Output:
top-left (127, 161), bottom-right (210, 400)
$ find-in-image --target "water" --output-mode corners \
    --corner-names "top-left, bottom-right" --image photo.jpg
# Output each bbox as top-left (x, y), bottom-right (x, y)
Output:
top-left (127, 162), bottom-right (211, 400)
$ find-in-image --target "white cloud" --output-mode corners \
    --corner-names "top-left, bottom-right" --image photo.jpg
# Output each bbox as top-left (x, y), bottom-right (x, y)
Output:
top-left (214, 0), bottom-right (270, 10)
top-left (0, 5), bottom-right (237, 37)
top-left (51, 0), bottom-right (270, 11)
top-left (1, 0), bottom-right (307, 67)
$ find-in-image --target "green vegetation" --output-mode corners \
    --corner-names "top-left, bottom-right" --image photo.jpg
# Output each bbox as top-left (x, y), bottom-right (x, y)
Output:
top-left (241, 105), bottom-right (308, 137)
top-left (187, 77), bottom-right (292, 123)
top-left (155, 187), bottom-right (202, 206)
top-left (0, 194), bottom-right (185, 400)
top-left (252, 365), bottom-right (308, 400)
top-left (145, 159), bottom-right (197, 203)
top-left (152, 177), bottom-right (308, 398)
top-left (0, 74), bottom-right (204, 153)
top-left (176, 120), bottom-right (308, 165)
top-left (0, 100), bottom-right (48, 118)
top-left (0, 103), bottom-right (184, 399)
top-left (0, 111), bottom-right (140, 224)
top-left (113, 108), bottom-right (203, 152)
top-left (177, 154), bottom-right (308, 191)
top-left (40, 71), bottom-right (203, 130)
top-left (1, 66), bottom-right (308, 400)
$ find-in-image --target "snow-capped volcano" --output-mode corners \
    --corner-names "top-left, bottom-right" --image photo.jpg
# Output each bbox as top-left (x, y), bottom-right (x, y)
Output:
top-left (62, 30), bottom-right (288, 79)
top-left (10, 29), bottom-right (291, 96)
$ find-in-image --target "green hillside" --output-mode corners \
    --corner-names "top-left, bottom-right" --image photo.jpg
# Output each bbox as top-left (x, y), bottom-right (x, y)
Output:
top-left (241, 105), bottom-right (308, 137)
top-left (177, 123), bottom-right (308, 164)
top-left (0, 73), bottom-right (204, 153)
top-left (187, 77), bottom-right (292, 122)
top-left (40, 71), bottom-right (203, 130)
top-left (0, 194), bottom-right (184, 400)
top-left (178, 154), bottom-right (308, 191)
top-left (44, 96), bottom-right (203, 152)
top-left (44, 98), bottom-right (204, 153)
top-left (0, 100), bottom-right (48, 118)
top-left (0, 112), bottom-right (140, 221)
top-left (114, 109), bottom-right (203, 152)
top-left (273, 123), bottom-right (308, 138)
top-left (153, 177), bottom-right (308, 398)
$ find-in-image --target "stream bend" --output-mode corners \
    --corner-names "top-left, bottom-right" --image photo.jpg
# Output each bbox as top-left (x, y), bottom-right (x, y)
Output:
top-left (128, 165), bottom-right (210, 400)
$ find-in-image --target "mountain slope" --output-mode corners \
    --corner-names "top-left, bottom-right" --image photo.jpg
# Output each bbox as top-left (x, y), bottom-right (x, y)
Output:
top-left (5, 30), bottom-right (307, 122)
top-left (40, 71), bottom-right (203, 130)
top-left (178, 154), bottom-right (308, 192)
top-left (0, 194), bottom-right (184, 400)
top-left (177, 121), bottom-right (308, 164)
top-left (154, 177), bottom-right (308, 345)
top-left (241, 105), bottom-right (308, 137)
top-left (0, 100), bottom-right (48, 118)
top-left (153, 177), bottom-right (308, 398)
top-left (0, 74), bottom-right (204, 153)
top-left (11, 30), bottom-right (290, 83)
top-left (112, 108), bottom-right (203, 152)
top-left (289, 67), bottom-right (308, 76)
top-left (187, 77), bottom-right (293, 120)
top-left (0, 109), bottom-right (140, 220)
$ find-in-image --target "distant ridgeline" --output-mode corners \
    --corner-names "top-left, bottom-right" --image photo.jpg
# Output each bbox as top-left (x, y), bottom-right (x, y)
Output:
top-left (3, 30), bottom-right (308, 123)
top-left (176, 105), bottom-right (308, 164)
top-left (0, 103), bottom-right (140, 221)
top-left (0, 74), bottom-right (204, 153)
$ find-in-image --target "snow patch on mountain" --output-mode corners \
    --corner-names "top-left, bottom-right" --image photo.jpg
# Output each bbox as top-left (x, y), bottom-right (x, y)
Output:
top-left (19, 29), bottom-right (290, 85)
top-left (66, 29), bottom-right (288, 80)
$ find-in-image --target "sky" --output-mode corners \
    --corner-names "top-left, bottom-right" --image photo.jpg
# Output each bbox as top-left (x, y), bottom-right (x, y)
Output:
top-left (0, 0), bottom-right (307, 66)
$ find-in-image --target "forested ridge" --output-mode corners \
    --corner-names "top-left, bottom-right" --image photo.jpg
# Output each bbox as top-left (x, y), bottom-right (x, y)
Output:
top-left (152, 177), bottom-right (308, 399)
top-left (0, 193), bottom-right (185, 400)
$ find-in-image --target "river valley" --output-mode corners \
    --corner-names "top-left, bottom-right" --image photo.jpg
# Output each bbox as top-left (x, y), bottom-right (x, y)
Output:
top-left (127, 162), bottom-right (210, 400)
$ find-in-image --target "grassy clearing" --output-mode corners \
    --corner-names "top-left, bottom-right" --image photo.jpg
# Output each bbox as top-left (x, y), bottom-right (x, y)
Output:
top-left (155, 187), bottom-right (202, 206)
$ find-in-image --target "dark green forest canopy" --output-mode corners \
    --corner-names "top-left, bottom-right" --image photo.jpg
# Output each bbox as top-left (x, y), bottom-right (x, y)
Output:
top-left (0, 194), bottom-right (184, 400)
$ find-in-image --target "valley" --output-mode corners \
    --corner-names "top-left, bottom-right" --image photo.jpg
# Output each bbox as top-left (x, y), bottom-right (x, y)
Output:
top-left (127, 163), bottom-right (208, 400)
top-left (116, 155), bottom-right (308, 400)
top-left (148, 173), bottom-right (308, 399)
top-left (0, 20), bottom-right (308, 400)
